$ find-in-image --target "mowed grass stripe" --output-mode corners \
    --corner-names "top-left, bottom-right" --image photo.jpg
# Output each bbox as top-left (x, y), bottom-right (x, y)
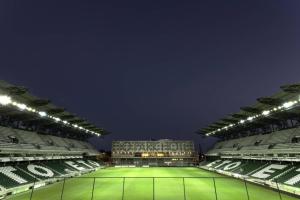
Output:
top-left (9, 167), bottom-right (298, 200)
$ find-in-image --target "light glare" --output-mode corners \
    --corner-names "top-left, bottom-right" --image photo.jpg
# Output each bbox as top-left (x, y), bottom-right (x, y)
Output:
top-left (207, 98), bottom-right (300, 135)
top-left (262, 110), bottom-right (270, 116)
top-left (283, 101), bottom-right (296, 109)
top-left (0, 94), bottom-right (100, 135)
top-left (17, 103), bottom-right (27, 110)
top-left (0, 95), bottom-right (12, 105)
top-left (38, 111), bottom-right (47, 117)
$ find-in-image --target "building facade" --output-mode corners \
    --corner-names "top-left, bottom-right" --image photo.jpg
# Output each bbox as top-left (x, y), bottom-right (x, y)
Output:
top-left (112, 139), bottom-right (198, 166)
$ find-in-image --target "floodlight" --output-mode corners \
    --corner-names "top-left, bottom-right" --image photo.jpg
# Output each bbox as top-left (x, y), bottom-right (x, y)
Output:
top-left (38, 111), bottom-right (47, 117)
top-left (54, 117), bottom-right (61, 122)
top-left (27, 107), bottom-right (34, 112)
top-left (262, 110), bottom-right (270, 116)
top-left (0, 95), bottom-right (12, 105)
top-left (247, 117), bottom-right (253, 121)
top-left (17, 103), bottom-right (27, 110)
top-left (282, 101), bottom-right (296, 109)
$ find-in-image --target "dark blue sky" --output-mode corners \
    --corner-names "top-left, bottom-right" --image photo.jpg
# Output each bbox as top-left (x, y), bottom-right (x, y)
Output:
top-left (1, 0), bottom-right (300, 151)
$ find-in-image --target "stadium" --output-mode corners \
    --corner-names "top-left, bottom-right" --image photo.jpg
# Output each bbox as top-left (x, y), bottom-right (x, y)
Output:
top-left (0, 79), bottom-right (299, 200)
top-left (2, 0), bottom-right (300, 199)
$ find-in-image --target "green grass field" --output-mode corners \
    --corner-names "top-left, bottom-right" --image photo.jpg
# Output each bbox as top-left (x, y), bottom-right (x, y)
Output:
top-left (9, 167), bottom-right (298, 200)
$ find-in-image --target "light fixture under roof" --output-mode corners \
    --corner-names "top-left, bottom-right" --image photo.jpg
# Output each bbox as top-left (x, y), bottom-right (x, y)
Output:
top-left (206, 98), bottom-right (300, 136)
top-left (0, 94), bottom-right (101, 136)
top-left (262, 110), bottom-right (270, 116)
top-left (38, 111), bottom-right (47, 117)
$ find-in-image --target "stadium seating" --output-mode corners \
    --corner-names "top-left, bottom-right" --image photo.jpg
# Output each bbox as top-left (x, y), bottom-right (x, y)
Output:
top-left (0, 80), bottom-right (106, 199)
top-left (0, 159), bottom-right (100, 191)
top-left (0, 124), bottom-right (101, 198)
top-left (203, 159), bottom-right (300, 187)
top-left (0, 165), bottom-right (35, 189)
top-left (0, 125), bottom-right (98, 155)
top-left (202, 126), bottom-right (300, 195)
top-left (43, 160), bottom-right (78, 174)
top-left (15, 130), bottom-right (46, 145)
top-left (206, 127), bottom-right (300, 157)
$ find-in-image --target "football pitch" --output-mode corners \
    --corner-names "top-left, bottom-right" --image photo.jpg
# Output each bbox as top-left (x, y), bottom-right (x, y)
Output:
top-left (10, 167), bottom-right (298, 200)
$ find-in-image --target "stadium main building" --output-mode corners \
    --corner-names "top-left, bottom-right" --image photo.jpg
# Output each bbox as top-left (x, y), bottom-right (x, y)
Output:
top-left (112, 139), bottom-right (197, 166)
top-left (199, 83), bottom-right (300, 196)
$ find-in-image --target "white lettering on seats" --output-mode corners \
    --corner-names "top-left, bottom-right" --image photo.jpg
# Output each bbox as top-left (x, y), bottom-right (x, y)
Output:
top-left (77, 160), bottom-right (93, 169)
top-left (0, 166), bottom-right (28, 184)
top-left (223, 162), bottom-right (242, 171)
top-left (251, 164), bottom-right (286, 179)
top-left (206, 160), bottom-right (222, 167)
top-left (214, 160), bottom-right (231, 169)
top-left (65, 161), bottom-right (85, 171)
top-left (0, 185), bottom-right (6, 192)
top-left (284, 168), bottom-right (300, 186)
top-left (27, 165), bottom-right (54, 177)
top-left (87, 160), bottom-right (100, 167)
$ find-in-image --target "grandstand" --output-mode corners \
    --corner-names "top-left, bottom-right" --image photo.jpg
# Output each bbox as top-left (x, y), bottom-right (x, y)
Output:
top-left (2, 79), bottom-right (300, 200)
top-left (0, 80), bottom-right (106, 199)
top-left (198, 83), bottom-right (300, 196)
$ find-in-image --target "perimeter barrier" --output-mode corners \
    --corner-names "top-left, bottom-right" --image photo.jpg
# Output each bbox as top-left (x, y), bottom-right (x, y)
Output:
top-left (27, 176), bottom-right (286, 200)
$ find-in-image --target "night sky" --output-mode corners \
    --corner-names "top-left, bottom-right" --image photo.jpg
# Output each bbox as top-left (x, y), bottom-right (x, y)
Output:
top-left (1, 1), bottom-right (300, 151)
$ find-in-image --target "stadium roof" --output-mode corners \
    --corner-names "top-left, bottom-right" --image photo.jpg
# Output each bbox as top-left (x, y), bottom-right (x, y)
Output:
top-left (0, 80), bottom-right (107, 136)
top-left (198, 83), bottom-right (300, 137)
